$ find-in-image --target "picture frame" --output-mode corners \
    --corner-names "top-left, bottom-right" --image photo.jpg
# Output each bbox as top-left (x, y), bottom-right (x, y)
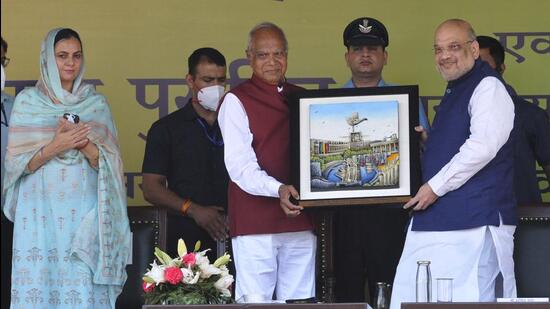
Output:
top-left (289, 85), bottom-right (421, 207)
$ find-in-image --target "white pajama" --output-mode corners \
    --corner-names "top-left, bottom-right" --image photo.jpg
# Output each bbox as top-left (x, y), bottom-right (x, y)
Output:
top-left (389, 218), bottom-right (516, 309)
top-left (232, 230), bottom-right (317, 302)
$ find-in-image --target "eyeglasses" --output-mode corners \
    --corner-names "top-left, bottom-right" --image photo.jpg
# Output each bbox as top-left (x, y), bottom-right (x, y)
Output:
top-left (433, 40), bottom-right (474, 55)
top-left (1, 56), bottom-right (9, 67)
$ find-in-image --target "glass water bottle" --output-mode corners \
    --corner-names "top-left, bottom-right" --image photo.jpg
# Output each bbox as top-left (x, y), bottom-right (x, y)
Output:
top-left (374, 282), bottom-right (389, 309)
top-left (416, 260), bottom-right (432, 302)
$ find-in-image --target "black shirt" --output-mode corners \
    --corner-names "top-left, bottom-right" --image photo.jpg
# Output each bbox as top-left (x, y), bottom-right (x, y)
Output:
top-left (142, 100), bottom-right (229, 257)
top-left (143, 100), bottom-right (228, 206)
top-left (511, 95), bottom-right (550, 204)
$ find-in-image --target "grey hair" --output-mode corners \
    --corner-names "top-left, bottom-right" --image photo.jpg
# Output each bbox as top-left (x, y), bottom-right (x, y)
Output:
top-left (246, 22), bottom-right (288, 52)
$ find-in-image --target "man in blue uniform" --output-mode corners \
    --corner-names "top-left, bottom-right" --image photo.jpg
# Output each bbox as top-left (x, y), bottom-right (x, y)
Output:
top-left (334, 17), bottom-right (430, 302)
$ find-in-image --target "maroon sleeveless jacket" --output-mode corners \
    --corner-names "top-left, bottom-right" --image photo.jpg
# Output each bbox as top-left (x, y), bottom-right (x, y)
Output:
top-left (224, 74), bottom-right (314, 236)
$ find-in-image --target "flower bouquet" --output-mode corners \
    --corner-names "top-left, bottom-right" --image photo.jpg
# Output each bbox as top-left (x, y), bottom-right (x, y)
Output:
top-left (142, 238), bottom-right (234, 305)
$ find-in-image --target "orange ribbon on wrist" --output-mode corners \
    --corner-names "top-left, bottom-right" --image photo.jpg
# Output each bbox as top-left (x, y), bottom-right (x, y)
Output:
top-left (181, 199), bottom-right (192, 216)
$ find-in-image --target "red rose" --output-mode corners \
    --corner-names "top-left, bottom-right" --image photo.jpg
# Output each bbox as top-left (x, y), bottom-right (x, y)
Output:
top-left (164, 267), bottom-right (183, 285)
top-left (142, 281), bottom-right (155, 293)
top-left (182, 253), bottom-right (196, 267)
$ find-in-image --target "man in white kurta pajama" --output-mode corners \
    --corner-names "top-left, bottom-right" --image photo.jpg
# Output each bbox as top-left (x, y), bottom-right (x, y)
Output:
top-left (390, 19), bottom-right (517, 308)
top-left (218, 22), bottom-right (316, 303)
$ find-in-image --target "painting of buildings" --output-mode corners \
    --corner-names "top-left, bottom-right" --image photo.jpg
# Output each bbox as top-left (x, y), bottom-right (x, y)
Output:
top-left (309, 100), bottom-right (399, 192)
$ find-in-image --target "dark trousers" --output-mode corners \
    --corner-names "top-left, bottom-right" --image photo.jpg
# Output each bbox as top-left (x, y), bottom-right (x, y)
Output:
top-left (166, 214), bottom-right (219, 262)
top-left (333, 205), bottom-right (409, 303)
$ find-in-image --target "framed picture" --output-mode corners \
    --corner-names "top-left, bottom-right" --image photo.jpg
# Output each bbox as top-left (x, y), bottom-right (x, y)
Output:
top-left (289, 85), bottom-right (421, 207)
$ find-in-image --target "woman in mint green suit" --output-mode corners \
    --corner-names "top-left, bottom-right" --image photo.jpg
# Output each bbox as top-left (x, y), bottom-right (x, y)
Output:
top-left (2, 28), bottom-right (131, 309)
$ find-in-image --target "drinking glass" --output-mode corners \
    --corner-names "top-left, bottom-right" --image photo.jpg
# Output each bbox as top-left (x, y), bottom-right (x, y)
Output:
top-left (374, 282), bottom-right (389, 309)
top-left (436, 278), bottom-right (453, 302)
top-left (240, 293), bottom-right (268, 303)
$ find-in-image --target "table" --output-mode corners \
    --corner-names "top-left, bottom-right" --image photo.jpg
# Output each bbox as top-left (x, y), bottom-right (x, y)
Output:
top-left (143, 303), bottom-right (369, 309)
top-left (401, 302), bottom-right (550, 309)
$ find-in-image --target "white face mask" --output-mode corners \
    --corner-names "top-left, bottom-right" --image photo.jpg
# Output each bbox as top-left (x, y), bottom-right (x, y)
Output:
top-left (1, 65), bottom-right (5, 91)
top-left (197, 85), bottom-right (225, 111)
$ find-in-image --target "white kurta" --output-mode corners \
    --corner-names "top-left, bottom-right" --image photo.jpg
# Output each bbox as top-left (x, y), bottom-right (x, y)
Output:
top-left (218, 92), bottom-right (282, 198)
top-left (390, 76), bottom-right (516, 308)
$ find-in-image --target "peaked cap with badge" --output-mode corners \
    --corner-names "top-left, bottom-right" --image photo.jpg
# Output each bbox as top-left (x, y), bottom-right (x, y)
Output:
top-left (343, 17), bottom-right (389, 47)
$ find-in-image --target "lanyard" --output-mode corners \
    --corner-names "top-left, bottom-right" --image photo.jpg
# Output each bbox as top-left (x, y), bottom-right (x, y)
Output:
top-left (196, 118), bottom-right (223, 147)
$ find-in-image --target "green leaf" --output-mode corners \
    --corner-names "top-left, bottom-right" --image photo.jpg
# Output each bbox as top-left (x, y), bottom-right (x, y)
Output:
top-left (194, 240), bottom-right (201, 252)
top-left (143, 282), bottom-right (235, 305)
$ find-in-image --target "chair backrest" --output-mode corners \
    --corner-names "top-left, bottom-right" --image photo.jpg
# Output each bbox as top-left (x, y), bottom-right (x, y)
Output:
top-left (116, 206), bottom-right (166, 309)
top-left (514, 204), bottom-right (550, 297)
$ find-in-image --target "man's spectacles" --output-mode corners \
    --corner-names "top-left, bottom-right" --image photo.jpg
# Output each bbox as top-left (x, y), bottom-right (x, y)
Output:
top-left (1, 56), bottom-right (10, 67)
top-left (433, 40), bottom-right (474, 55)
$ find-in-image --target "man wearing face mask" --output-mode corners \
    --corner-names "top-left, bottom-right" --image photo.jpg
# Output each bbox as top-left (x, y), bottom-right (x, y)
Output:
top-left (142, 47), bottom-right (229, 261)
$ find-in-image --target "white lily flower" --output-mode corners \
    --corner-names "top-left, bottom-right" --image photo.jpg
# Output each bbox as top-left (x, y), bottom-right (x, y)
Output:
top-left (214, 274), bottom-right (234, 297)
top-left (181, 266), bottom-right (195, 284)
top-left (219, 265), bottom-right (231, 278)
top-left (181, 266), bottom-right (201, 285)
top-left (195, 249), bottom-right (211, 266)
top-left (144, 260), bottom-right (166, 285)
top-left (199, 263), bottom-right (222, 278)
top-left (189, 271), bottom-right (201, 284)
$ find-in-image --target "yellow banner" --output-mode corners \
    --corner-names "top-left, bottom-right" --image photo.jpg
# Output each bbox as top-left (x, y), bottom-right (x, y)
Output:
top-left (2, 0), bottom-right (549, 204)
